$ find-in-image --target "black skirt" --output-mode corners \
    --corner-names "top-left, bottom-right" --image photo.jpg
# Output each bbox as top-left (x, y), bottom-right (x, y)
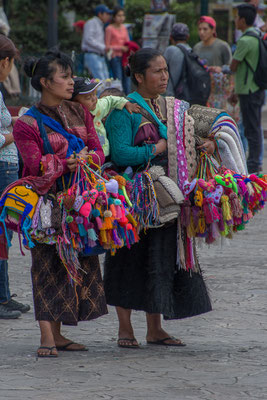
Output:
top-left (104, 223), bottom-right (212, 319)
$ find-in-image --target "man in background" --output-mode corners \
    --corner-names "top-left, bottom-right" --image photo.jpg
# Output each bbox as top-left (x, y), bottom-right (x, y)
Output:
top-left (164, 23), bottom-right (191, 97)
top-left (82, 4), bottom-right (112, 80)
top-left (230, 3), bottom-right (265, 174)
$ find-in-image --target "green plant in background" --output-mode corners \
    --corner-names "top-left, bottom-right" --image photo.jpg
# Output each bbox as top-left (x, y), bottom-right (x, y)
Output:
top-left (169, 1), bottom-right (200, 47)
top-left (7, 0), bottom-right (116, 54)
top-left (125, 0), bottom-right (150, 43)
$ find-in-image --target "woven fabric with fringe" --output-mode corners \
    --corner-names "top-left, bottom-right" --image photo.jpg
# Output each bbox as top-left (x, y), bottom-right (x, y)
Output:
top-left (188, 105), bottom-right (225, 138)
top-left (165, 96), bottom-right (178, 184)
top-left (183, 112), bottom-right (197, 181)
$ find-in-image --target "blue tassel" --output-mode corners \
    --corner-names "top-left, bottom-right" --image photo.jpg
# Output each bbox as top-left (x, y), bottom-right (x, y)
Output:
top-left (78, 223), bottom-right (87, 237)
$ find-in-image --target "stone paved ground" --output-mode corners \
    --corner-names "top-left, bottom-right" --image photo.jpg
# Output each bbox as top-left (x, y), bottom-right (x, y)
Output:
top-left (0, 159), bottom-right (267, 400)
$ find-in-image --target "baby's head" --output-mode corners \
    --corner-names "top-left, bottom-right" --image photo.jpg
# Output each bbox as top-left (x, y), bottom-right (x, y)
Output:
top-left (72, 77), bottom-right (102, 111)
top-left (99, 88), bottom-right (125, 98)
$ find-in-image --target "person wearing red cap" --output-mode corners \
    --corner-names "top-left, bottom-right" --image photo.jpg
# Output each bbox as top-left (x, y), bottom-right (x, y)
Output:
top-left (73, 20), bottom-right (85, 35)
top-left (193, 16), bottom-right (232, 67)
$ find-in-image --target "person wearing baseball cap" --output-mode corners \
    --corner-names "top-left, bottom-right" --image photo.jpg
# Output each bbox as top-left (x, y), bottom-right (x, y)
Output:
top-left (71, 77), bottom-right (140, 157)
top-left (193, 15), bottom-right (232, 66)
top-left (164, 23), bottom-right (191, 97)
top-left (81, 4), bottom-right (113, 80)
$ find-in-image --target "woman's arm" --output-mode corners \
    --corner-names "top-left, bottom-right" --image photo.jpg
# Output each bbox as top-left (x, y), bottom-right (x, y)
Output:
top-left (83, 106), bottom-right (105, 166)
top-left (13, 119), bottom-right (69, 176)
top-left (106, 109), bottom-right (157, 166)
top-left (0, 132), bottom-right (14, 148)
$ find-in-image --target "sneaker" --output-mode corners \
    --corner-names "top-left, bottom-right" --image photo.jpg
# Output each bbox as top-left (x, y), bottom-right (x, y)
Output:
top-left (4, 295), bottom-right (31, 313)
top-left (0, 304), bottom-right (21, 319)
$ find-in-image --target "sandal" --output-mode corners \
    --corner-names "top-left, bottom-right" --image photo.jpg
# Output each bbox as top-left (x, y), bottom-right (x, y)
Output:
top-left (56, 341), bottom-right (88, 351)
top-left (37, 346), bottom-right (58, 358)
top-left (147, 336), bottom-right (186, 347)
top-left (117, 338), bottom-right (140, 349)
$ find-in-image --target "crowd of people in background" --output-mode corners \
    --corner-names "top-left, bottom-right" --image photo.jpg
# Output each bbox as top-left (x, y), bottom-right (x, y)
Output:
top-left (0, 1), bottom-right (266, 358)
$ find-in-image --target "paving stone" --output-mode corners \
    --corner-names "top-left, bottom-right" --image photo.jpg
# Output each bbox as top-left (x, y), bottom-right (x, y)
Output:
top-left (0, 154), bottom-right (267, 400)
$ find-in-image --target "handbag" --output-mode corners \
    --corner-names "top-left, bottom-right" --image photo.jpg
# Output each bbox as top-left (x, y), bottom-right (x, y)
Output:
top-left (0, 184), bottom-right (39, 250)
top-left (148, 166), bottom-right (184, 224)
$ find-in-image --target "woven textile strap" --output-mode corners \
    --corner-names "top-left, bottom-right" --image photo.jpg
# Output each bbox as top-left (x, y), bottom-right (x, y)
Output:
top-left (174, 99), bottom-right (189, 191)
top-left (165, 96), bottom-right (178, 184)
top-left (183, 112), bottom-right (197, 181)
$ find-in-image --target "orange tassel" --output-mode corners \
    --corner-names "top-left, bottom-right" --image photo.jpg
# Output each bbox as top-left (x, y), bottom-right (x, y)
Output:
top-left (198, 211), bottom-right (206, 234)
top-left (100, 230), bottom-right (107, 243)
top-left (109, 204), bottom-right (116, 218)
top-left (126, 212), bottom-right (138, 227)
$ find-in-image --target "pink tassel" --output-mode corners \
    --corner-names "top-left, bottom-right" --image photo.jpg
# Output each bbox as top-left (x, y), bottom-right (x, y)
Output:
top-left (203, 198), bottom-right (219, 224)
top-left (229, 192), bottom-right (243, 218)
top-left (181, 200), bottom-right (191, 227)
top-left (192, 206), bottom-right (200, 227)
top-left (95, 217), bottom-right (103, 230)
top-left (237, 180), bottom-right (247, 196)
top-left (217, 207), bottom-right (225, 231)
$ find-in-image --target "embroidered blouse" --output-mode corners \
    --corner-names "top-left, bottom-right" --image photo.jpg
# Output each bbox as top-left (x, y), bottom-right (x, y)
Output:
top-left (0, 91), bottom-right (18, 164)
top-left (106, 96), bottom-right (166, 167)
top-left (13, 100), bottom-right (104, 194)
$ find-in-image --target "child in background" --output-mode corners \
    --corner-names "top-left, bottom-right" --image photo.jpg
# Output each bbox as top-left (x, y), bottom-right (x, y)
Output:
top-left (72, 77), bottom-right (140, 156)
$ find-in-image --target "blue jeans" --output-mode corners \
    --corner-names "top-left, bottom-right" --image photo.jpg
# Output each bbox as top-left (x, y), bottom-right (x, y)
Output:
top-left (239, 90), bottom-right (265, 173)
top-left (0, 161), bottom-right (18, 303)
top-left (110, 56), bottom-right (131, 95)
top-left (84, 52), bottom-right (109, 80)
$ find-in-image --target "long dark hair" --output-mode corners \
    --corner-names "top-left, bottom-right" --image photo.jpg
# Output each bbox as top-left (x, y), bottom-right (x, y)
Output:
top-left (24, 49), bottom-right (73, 92)
top-left (127, 48), bottom-right (162, 86)
top-left (112, 6), bottom-right (124, 21)
top-left (0, 34), bottom-right (18, 60)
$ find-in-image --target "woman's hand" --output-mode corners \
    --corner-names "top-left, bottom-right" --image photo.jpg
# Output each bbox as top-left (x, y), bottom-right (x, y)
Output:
top-left (124, 102), bottom-right (141, 114)
top-left (197, 139), bottom-right (215, 155)
top-left (66, 155), bottom-right (78, 172)
top-left (11, 116), bottom-right (19, 126)
top-left (78, 146), bottom-right (89, 160)
top-left (66, 147), bottom-right (89, 172)
top-left (155, 139), bottom-right (167, 155)
top-left (1, 132), bottom-right (14, 148)
top-left (208, 66), bottom-right (222, 74)
top-left (227, 93), bottom-right (238, 106)
top-left (121, 45), bottom-right (128, 52)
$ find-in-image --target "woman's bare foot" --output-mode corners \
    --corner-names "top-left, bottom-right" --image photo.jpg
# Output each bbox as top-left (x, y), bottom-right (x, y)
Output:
top-left (38, 320), bottom-right (58, 357)
top-left (117, 337), bottom-right (139, 348)
top-left (146, 328), bottom-right (185, 346)
top-left (50, 321), bottom-right (87, 351)
top-left (54, 335), bottom-right (87, 351)
top-left (37, 345), bottom-right (58, 357)
top-left (146, 314), bottom-right (185, 346)
top-left (116, 306), bottom-right (139, 348)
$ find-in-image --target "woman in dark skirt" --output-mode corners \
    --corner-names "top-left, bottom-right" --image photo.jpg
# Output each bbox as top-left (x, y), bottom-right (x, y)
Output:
top-left (104, 48), bottom-right (213, 348)
top-left (13, 51), bottom-right (108, 357)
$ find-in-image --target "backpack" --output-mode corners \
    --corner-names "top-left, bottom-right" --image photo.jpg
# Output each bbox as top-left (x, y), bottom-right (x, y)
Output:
top-left (243, 30), bottom-right (267, 90)
top-left (0, 184), bottom-right (39, 251)
top-left (174, 45), bottom-right (211, 106)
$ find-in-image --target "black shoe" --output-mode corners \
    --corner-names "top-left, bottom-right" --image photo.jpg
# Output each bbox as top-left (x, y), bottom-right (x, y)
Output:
top-left (0, 304), bottom-right (21, 319)
top-left (5, 295), bottom-right (31, 313)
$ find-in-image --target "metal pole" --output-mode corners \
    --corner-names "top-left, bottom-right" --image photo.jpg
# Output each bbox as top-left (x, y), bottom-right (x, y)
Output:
top-left (200, 0), bottom-right (209, 16)
top-left (48, 0), bottom-right (58, 49)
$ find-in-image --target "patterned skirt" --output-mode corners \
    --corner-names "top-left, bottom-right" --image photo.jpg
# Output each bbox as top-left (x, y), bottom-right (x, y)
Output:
top-left (31, 244), bottom-right (108, 325)
top-left (104, 224), bottom-right (212, 320)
